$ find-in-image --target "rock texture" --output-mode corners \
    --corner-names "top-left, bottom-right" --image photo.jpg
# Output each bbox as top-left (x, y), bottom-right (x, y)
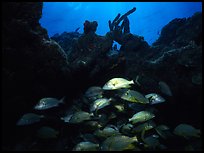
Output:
top-left (51, 31), bottom-right (81, 56)
top-left (122, 12), bottom-right (202, 127)
top-left (2, 2), bottom-right (72, 149)
top-left (2, 2), bottom-right (202, 150)
top-left (2, 2), bottom-right (72, 98)
top-left (49, 12), bottom-right (202, 129)
top-left (52, 20), bottom-right (127, 88)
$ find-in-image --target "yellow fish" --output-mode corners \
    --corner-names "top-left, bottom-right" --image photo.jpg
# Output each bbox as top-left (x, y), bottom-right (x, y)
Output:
top-left (103, 78), bottom-right (134, 90)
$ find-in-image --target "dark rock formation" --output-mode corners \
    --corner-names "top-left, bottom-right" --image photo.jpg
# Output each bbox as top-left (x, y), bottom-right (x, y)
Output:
top-left (2, 1), bottom-right (202, 150)
top-left (51, 32), bottom-right (81, 56)
top-left (67, 20), bottom-right (126, 88)
top-left (153, 12), bottom-right (202, 47)
top-left (83, 20), bottom-right (98, 34)
top-left (2, 2), bottom-right (72, 149)
top-left (2, 4), bottom-right (126, 150)
top-left (2, 2), bottom-right (72, 97)
top-left (107, 7), bottom-right (136, 45)
top-left (123, 12), bottom-right (202, 128)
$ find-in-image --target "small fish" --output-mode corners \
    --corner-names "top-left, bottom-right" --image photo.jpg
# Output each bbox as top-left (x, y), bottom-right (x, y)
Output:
top-left (84, 121), bottom-right (103, 131)
top-left (145, 93), bottom-right (165, 105)
top-left (114, 104), bottom-right (125, 112)
top-left (131, 120), bottom-right (156, 133)
top-left (155, 125), bottom-right (171, 139)
top-left (131, 121), bottom-right (155, 141)
top-left (60, 105), bottom-right (79, 123)
top-left (159, 81), bottom-right (173, 96)
top-left (102, 78), bottom-right (134, 90)
top-left (173, 123), bottom-right (201, 139)
top-left (16, 113), bottom-right (44, 126)
top-left (119, 89), bottom-right (149, 104)
top-left (143, 135), bottom-right (161, 149)
top-left (101, 135), bottom-right (138, 151)
top-left (34, 97), bottom-right (65, 110)
top-left (79, 133), bottom-right (99, 144)
top-left (94, 125), bottom-right (121, 139)
top-left (37, 126), bottom-right (59, 139)
top-left (128, 111), bottom-right (155, 124)
top-left (156, 125), bottom-right (170, 131)
top-left (90, 98), bottom-right (112, 112)
top-left (73, 141), bottom-right (100, 151)
top-left (69, 111), bottom-right (94, 124)
top-left (120, 123), bottom-right (134, 135)
top-left (85, 86), bottom-right (103, 99)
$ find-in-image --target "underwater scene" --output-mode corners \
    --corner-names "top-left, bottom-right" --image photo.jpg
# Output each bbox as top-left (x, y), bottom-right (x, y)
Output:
top-left (1, 2), bottom-right (202, 151)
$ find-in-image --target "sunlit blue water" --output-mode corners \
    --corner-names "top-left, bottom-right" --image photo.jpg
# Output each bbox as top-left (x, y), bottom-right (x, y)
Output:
top-left (40, 2), bottom-right (202, 45)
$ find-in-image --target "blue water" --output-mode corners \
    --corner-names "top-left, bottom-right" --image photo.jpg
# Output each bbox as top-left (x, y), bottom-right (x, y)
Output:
top-left (40, 2), bottom-right (202, 45)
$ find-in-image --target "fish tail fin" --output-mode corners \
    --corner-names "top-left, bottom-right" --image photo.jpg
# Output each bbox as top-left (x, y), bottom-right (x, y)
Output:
top-left (135, 75), bottom-right (141, 86)
top-left (90, 112), bottom-right (94, 117)
top-left (132, 136), bottom-right (138, 142)
top-left (59, 96), bottom-right (66, 103)
top-left (130, 80), bottom-right (134, 84)
top-left (109, 97), bottom-right (116, 102)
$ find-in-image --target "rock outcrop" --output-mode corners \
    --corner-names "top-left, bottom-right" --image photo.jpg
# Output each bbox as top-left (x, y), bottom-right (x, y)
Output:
top-left (2, 2), bottom-right (72, 98)
top-left (51, 31), bottom-right (81, 56)
top-left (2, 2), bottom-right (202, 150)
top-left (2, 2), bottom-right (72, 149)
top-left (122, 12), bottom-right (202, 127)
top-left (48, 11), bottom-right (202, 129)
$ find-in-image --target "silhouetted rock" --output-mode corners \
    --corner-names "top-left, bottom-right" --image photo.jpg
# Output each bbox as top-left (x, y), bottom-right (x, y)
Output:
top-left (2, 2), bottom-right (72, 149)
top-left (123, 12), bottom-right (202, 128)
top-left (51, 32), bottom-right (81, 56)
top-left (153, 12), bottom-right (202, 47)
top-left (67, 20), bottom-right (126, 87)
top-left (2, 2), bottom-right (202, 150)
top-left (2, 2), bottom-right (72, 98)
top-left (107, 7), bottom-right (136, 45)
